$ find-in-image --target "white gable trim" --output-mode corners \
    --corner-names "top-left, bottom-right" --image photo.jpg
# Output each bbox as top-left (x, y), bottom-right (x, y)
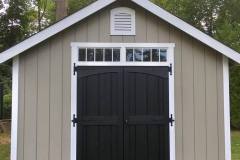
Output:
top-left (0, 0), bottom-right (116, 63)
top-left (131, 0), bottom-right (240, 63)
top-left (0, 0), bottom-right (240, 63)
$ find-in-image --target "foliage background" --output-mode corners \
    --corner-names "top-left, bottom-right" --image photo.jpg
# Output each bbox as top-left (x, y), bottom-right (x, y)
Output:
top-left (0, 0), bottom-right (239, 128)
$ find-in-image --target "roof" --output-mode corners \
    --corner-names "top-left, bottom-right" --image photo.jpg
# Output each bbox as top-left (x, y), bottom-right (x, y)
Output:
top-left (0, 0), bottom-right (240, 63)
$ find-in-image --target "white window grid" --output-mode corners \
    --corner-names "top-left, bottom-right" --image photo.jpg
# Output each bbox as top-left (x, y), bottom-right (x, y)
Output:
top-left (72, 43), bottom-right (175, 66)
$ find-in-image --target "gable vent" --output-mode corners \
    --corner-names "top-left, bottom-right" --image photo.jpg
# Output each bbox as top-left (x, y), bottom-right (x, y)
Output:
top-left (111, 7), bottom-right (136, 35)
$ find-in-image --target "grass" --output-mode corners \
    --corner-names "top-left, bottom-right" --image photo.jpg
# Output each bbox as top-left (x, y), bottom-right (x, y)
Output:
top-left (0, 133), bottom-right (10, 160)
top-left (0, 131), bottom-right (239, 160)
top-left (232, 130), bottom-right (240, 160)
top-left (0, 144), bottom-right (10, 160)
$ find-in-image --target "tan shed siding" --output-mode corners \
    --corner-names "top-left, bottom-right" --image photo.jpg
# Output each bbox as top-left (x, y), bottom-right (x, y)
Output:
top-left (24, 49), bottom-right (38, 160)
top-left (193, 40), bottom-right (207, 160)
top-left (62, 29), bottom-right (76, 160)
top-left (36, 43), bottom-right (50, 160)
top-left (181, 35), bottom-right (195, 160)
top-left (17, 54), bottom-right (25, 160)
top-left (49, 34), bottom-right (64, 160)
top-left (17, 2), bottom-right (226, 160)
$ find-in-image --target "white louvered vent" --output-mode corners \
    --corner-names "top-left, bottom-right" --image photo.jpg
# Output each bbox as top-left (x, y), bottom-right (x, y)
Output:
top-left (111, 7), bottom-right (135, 35)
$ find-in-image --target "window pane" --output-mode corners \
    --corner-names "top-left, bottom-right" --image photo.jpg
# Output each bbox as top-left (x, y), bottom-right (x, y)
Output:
top-left (134, 48), bottom-right (142, 61)
top-left (143, 49), bottom-right (151, 61)
top-left (152, 49), bottom-right (159, 62)
top-left (105, 48), bottom-right (112, 61)
top-left (87, 48), bottom-right (94, 61)
top-left (96, 49), bottom-right (103, 61)
top-left (79, 48), bottom-right (86, 61)
top-left (126, 49), bottom-right (133, 61)
top-left (113, 49), bottom-right (120, 61)
top-left (160, 49), bottom-right (167, 62)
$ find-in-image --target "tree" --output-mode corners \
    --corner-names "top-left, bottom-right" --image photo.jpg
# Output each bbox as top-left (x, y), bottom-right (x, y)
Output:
top-left (215, 0), bottom-right (240, 129)
top-left (0, 0), bottom-right (32, 52)
top-left (152, 0), bottom-right (224, 36)
top-left (33, 0), bottom-right (56, 31)
top-left (55, 0), bottom-right (68, 20)
top-left (68, 0), bottom-right (95, 14)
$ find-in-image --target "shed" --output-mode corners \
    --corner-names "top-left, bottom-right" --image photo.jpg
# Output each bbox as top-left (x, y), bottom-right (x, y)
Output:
top-left (0, 0), bottom-right (239, 160)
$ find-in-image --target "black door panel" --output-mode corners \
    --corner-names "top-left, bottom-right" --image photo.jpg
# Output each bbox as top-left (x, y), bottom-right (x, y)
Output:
top-left (76, 67), bottom-right (169, 160)
top-left (76, 67), bottom-right (123, 160)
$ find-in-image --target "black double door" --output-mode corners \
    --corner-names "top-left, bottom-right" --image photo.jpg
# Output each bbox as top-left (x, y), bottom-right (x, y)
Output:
top-left (76, 67), bottom-right (170, 160)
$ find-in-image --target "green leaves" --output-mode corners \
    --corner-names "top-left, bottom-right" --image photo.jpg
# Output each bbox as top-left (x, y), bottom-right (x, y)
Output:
top-left (68, 0), bottom-right (96, 14)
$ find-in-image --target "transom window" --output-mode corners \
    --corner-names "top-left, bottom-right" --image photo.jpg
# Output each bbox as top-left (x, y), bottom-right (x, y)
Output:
top-left (78, 48), bottom-right (121, 62)
top-left (126, 48), bottom-right (167, 62)
top-left (72, 43), bottom-right (174, 66)
top-left (78, 47), bottom-right (167, 63)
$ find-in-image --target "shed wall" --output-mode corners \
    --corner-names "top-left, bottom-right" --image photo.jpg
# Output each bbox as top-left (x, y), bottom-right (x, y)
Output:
top-left (17, 2), bottom-right (226, 160)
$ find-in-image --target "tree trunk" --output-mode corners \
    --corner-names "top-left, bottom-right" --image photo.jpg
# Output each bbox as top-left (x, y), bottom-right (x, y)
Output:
top-left (55, 0), bottom-right (68, 20)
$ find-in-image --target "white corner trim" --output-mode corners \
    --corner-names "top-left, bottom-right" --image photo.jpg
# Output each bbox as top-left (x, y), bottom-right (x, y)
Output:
top-left (11, 56), bottom-right (19, 160)
top-left (70, 43), bottom-right (176, 160)
top-left (131, 0), bottom-right (240, 63)
top-left (223, 56), bottom-right (231, 160)
top-left (110, 7), bottom-right (136, 35)
top-left (168, 47), bottom-right (175, 160)
top-left (0, 0), bottom-right (116, 63)
top-left (71, 46), bottom-right (78, 160)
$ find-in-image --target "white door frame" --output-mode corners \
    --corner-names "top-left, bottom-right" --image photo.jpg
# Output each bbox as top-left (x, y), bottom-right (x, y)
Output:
top-left (70, 43), bottom-right (176, 160)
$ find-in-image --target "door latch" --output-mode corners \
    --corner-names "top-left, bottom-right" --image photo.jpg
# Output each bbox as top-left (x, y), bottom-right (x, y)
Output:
top-left (125, 119), bottom-right (128, 125)
top-left (169, 114), bottom-right (175, 126)
top-left (72, 114), bottom-right (78, 127)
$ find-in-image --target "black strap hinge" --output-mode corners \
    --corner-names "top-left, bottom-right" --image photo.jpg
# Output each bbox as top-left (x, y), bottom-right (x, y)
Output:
top-left (169, 114), bottom-right (175, 126)
top-left (72, 114), bottom-right (78, 127)
top-left (168, 64), bottom-right (173, 75)
top-left (73, 63), bottom-right (80, 76)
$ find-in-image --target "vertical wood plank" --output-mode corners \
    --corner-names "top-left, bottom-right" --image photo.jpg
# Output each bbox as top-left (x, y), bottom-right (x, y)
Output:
top-left (158, 19), bottom-right (170, 42)
top-left (37, 43), bottom-right (50, 160)
top-left (49, 35), bottom-right (63, 160)
top-left (24, 50), bottom-right (38, 160)
top-left (62, 29), bottom-right (76, 160)
top-left (17, 55), bottom-right (25, 160)
top-left (123, 36), bottom-right (135, 43)
top-left (205, 48), bottom-right (219, 160)
top-left (217, 55), bottom-right (225, 160)
top-left (87, 14), bottom-right (100, 42)
top-left (146, 13), bottom-right (158, 42)
top-left (193, 41), bottom-right (206, 160)
top-left (169, 27), bottom-right (183, 160)
top-left (111, 35), bottom-right (123, 43)
top-left (181, 35), bottom-right (195, 160)
top-left (135, 8), bottom-right (146, 42)
top-left (75, 21), bottom-right (88, 42)
top-left (99, 8), bottom-right (111, 42)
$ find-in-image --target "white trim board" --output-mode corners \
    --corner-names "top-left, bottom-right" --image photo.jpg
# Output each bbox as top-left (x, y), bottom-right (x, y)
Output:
top-left (11, 56), bottom-right (19, 160)
top-left (0, 0), bottom-right (240, 63)
top-left (223, 56), bottom-right (231, 160)
top-left (71, 43), bottom-right (176, 160)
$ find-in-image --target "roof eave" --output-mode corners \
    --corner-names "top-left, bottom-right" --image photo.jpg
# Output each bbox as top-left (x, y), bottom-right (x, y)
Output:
top-left (0, 0), bottom-right (116, 63)
top-left (132, 0), bottom-right (240, 63)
